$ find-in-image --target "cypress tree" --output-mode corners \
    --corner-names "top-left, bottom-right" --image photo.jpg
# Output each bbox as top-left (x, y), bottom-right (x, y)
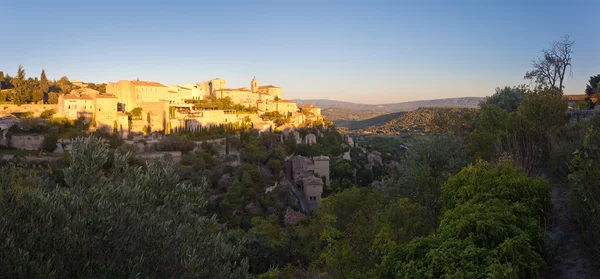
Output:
top-left (40, 69), bottom-right (49, 93)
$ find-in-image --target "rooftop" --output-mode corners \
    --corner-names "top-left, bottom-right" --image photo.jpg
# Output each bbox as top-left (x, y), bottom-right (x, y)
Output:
top-left (313, 155), bottom-right (330, 161)
top-left (563, 94), bottom-right (587, 101)
top-left (63, 94), bottom-right (93, 100)
top-left (259, 85), bottom-right (280, 88)
top-left (129, 80), bottom-right (167, 87)
top-left (302, 176), bottom-right (323, 185)
top-left (95, 94), bottom-right (117, 99)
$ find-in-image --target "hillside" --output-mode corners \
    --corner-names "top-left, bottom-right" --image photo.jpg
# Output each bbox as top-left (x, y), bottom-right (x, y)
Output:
top-left (295, 97), bottom-right (484, 111)
top-left (336, 107), bottom-right (475, 135)
top-left (322, 108), bottom-right (388, 123)
top-left (333, 111), bottom-right (407, 129)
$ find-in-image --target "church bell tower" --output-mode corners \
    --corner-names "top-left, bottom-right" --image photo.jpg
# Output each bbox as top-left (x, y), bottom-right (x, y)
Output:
top-left (251, 76), bottom-right (258, 93)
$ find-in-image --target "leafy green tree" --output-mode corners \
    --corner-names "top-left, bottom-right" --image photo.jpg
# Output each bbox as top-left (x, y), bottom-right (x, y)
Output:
top-left (11, 65), bottom-right (28, 105)
top-left (31, 88), bottom-right (44, 103)
top-left (516, 87), bottom-right (567, 133)
top-left (307, 188), bottom-right (431, 278)
top-left (481, 85), bottom-right (527, 112)
top-left (47, 92), bottom-right (58, 104)
top-left (377, 160), bottom-right (551, 278)
top-left (56, 76), bottom-right (72, 93)
top-left (585, 74), bottom-right (600, 96)
top-left (0, 90), bottom-right (7, 102)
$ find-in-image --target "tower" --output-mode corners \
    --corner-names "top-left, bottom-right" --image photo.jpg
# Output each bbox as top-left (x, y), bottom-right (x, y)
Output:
top-left (251, 76), bottom-right (258, 93)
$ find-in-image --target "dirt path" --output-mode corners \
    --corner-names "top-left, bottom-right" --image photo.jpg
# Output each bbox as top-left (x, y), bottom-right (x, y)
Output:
top-left (545, 182), bottom-right (595, 279)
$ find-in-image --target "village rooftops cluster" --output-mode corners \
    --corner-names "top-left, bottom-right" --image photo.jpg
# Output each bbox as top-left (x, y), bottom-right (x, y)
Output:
top-left (54, 76), bottom-right (323, 137)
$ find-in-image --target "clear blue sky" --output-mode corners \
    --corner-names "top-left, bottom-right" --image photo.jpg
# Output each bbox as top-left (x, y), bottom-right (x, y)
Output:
top-left (1, 0), bottom-right (598, 104)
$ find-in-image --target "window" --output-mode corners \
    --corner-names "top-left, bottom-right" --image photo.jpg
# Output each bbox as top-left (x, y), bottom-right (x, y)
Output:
top-left (309, 196), bottom-right (317, 201)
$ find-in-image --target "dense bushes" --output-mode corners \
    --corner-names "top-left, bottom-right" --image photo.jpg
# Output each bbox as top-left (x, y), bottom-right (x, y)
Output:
top-left (469, 87), bottom-right (568, 173)
top-left (0, 137), bottom-right (249, 278)
top-left (377, 160), bottom-right (551, 278)
top-left (155, 135), bottom-right (197, 153)
top-left (569, 123), bottom-right (600, 263)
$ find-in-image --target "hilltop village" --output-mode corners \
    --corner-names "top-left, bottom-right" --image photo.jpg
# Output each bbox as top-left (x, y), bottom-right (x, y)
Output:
top-left (54, 77), bottom-right (322, 137)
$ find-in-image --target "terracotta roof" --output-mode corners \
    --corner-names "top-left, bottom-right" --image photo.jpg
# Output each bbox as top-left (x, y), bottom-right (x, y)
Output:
top-left (94, 94), bottom-right (117, 99)
top-left (275, 100), bottom-right (296, 103)
top-left (63, 94), bottom-right (93, 100)
top-left (259, 85), bottom-right (279, 88)
top-left (129, 80), bottom-right (167, 87)
top-left (563, 94), bottom-right (587, 101)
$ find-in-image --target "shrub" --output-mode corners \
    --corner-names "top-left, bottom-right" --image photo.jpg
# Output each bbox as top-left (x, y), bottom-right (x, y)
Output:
top-left (40, 108), bottom-right (56, 119)
top-left (155, 136), bottom-right (196, 154)
top-left (480, 85), bottom-right (527, 112)
top-left (377, 160), bottom-right (551, 278)
top-left (569, 124), bottom-right (600, 263)
top-left (42, 135), bottom-right (58, 152)
top-left (0, 137), bottom-right (250, 278)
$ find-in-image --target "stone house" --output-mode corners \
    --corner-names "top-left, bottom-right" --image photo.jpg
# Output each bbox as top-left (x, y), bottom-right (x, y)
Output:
top-left (57, 94), bottom-right (94, 122)
top-left (106, 80), bottom-right (168, 112)
top-left (289, 155), bottom-right (331, 208)
top-left (305, 133), bottom-right (317, 145)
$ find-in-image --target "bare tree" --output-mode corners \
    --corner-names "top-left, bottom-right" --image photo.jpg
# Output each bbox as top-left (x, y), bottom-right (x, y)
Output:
top-left (524, 35), bottom-right (574, 90)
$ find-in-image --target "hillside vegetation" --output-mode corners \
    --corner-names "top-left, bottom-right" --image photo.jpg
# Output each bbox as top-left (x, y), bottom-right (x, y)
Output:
top-left (336, 107), bottom-right (475, 135)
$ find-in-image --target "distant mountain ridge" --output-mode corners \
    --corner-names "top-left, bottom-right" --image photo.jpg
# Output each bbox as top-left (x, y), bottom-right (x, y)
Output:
top-left (294, 97), bottom-right (484, 112)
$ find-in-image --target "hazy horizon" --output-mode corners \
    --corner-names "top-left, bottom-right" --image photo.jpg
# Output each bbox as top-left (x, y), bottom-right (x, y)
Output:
top-left (2, 0), bottom-right (598, 103)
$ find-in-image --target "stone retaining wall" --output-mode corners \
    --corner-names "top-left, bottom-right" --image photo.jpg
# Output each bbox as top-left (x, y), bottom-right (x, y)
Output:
top-left (0, 104), bottom-right (58, 117)
top-left (9, 135), bottom-right (45, 150)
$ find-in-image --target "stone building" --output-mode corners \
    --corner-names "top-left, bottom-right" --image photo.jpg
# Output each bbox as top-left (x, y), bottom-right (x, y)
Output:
top-left (299, 104), bottom-right (321, 116)
top-left (312, 155), bottom-right (330, 186)
top-left (57, 94), bottom-right (94, 122)
top-left (271, 100), bottom-right (298, 116)
top-left (167, 85), bottom-right (193, 104)
top-left (106, 80), bottom-right (168, 112)
top-left (93, 95), bottom-right (118, 132)
top-left (289, 155), bottom-right (331, 209)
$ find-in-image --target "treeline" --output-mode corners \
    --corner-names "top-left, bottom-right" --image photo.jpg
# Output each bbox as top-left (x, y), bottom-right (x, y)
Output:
top-left (0, 65), bottom-right (105, 105)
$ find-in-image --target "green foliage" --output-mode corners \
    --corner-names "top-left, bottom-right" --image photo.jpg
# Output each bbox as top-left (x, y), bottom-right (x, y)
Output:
top-left (469, 87), bottom-right (568, 173)
top-left (377, 160), bottom-right (551, 278)
top-left (155, 135), bottom-right (197, 154)
top-left (130, 107), bottom-right (143, 118)
top-left (569, 123), bottom-right (600, 263)
top-left (193, 95), bottom-right (237, 110)
top-left (47, 92), bottom-right (58, 104)
top-left (585, 74), bottom-right (600, 96)
top-left (56, 76), bottom-right (72, 94)
top-left (0, 137), bottom-right (250, 278)
top-left (337, 107), bottom-right (475, 136)
top-left (42, 135), bottom-right (58, 152)
top-left (39, 69), bottom-right (49, 93)
top-left (481, 85), bottom-right (527, 112)
top-left (40, 108), bottom-right (56, 119)
top-left (302, 187), bottom-right (431, 278)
